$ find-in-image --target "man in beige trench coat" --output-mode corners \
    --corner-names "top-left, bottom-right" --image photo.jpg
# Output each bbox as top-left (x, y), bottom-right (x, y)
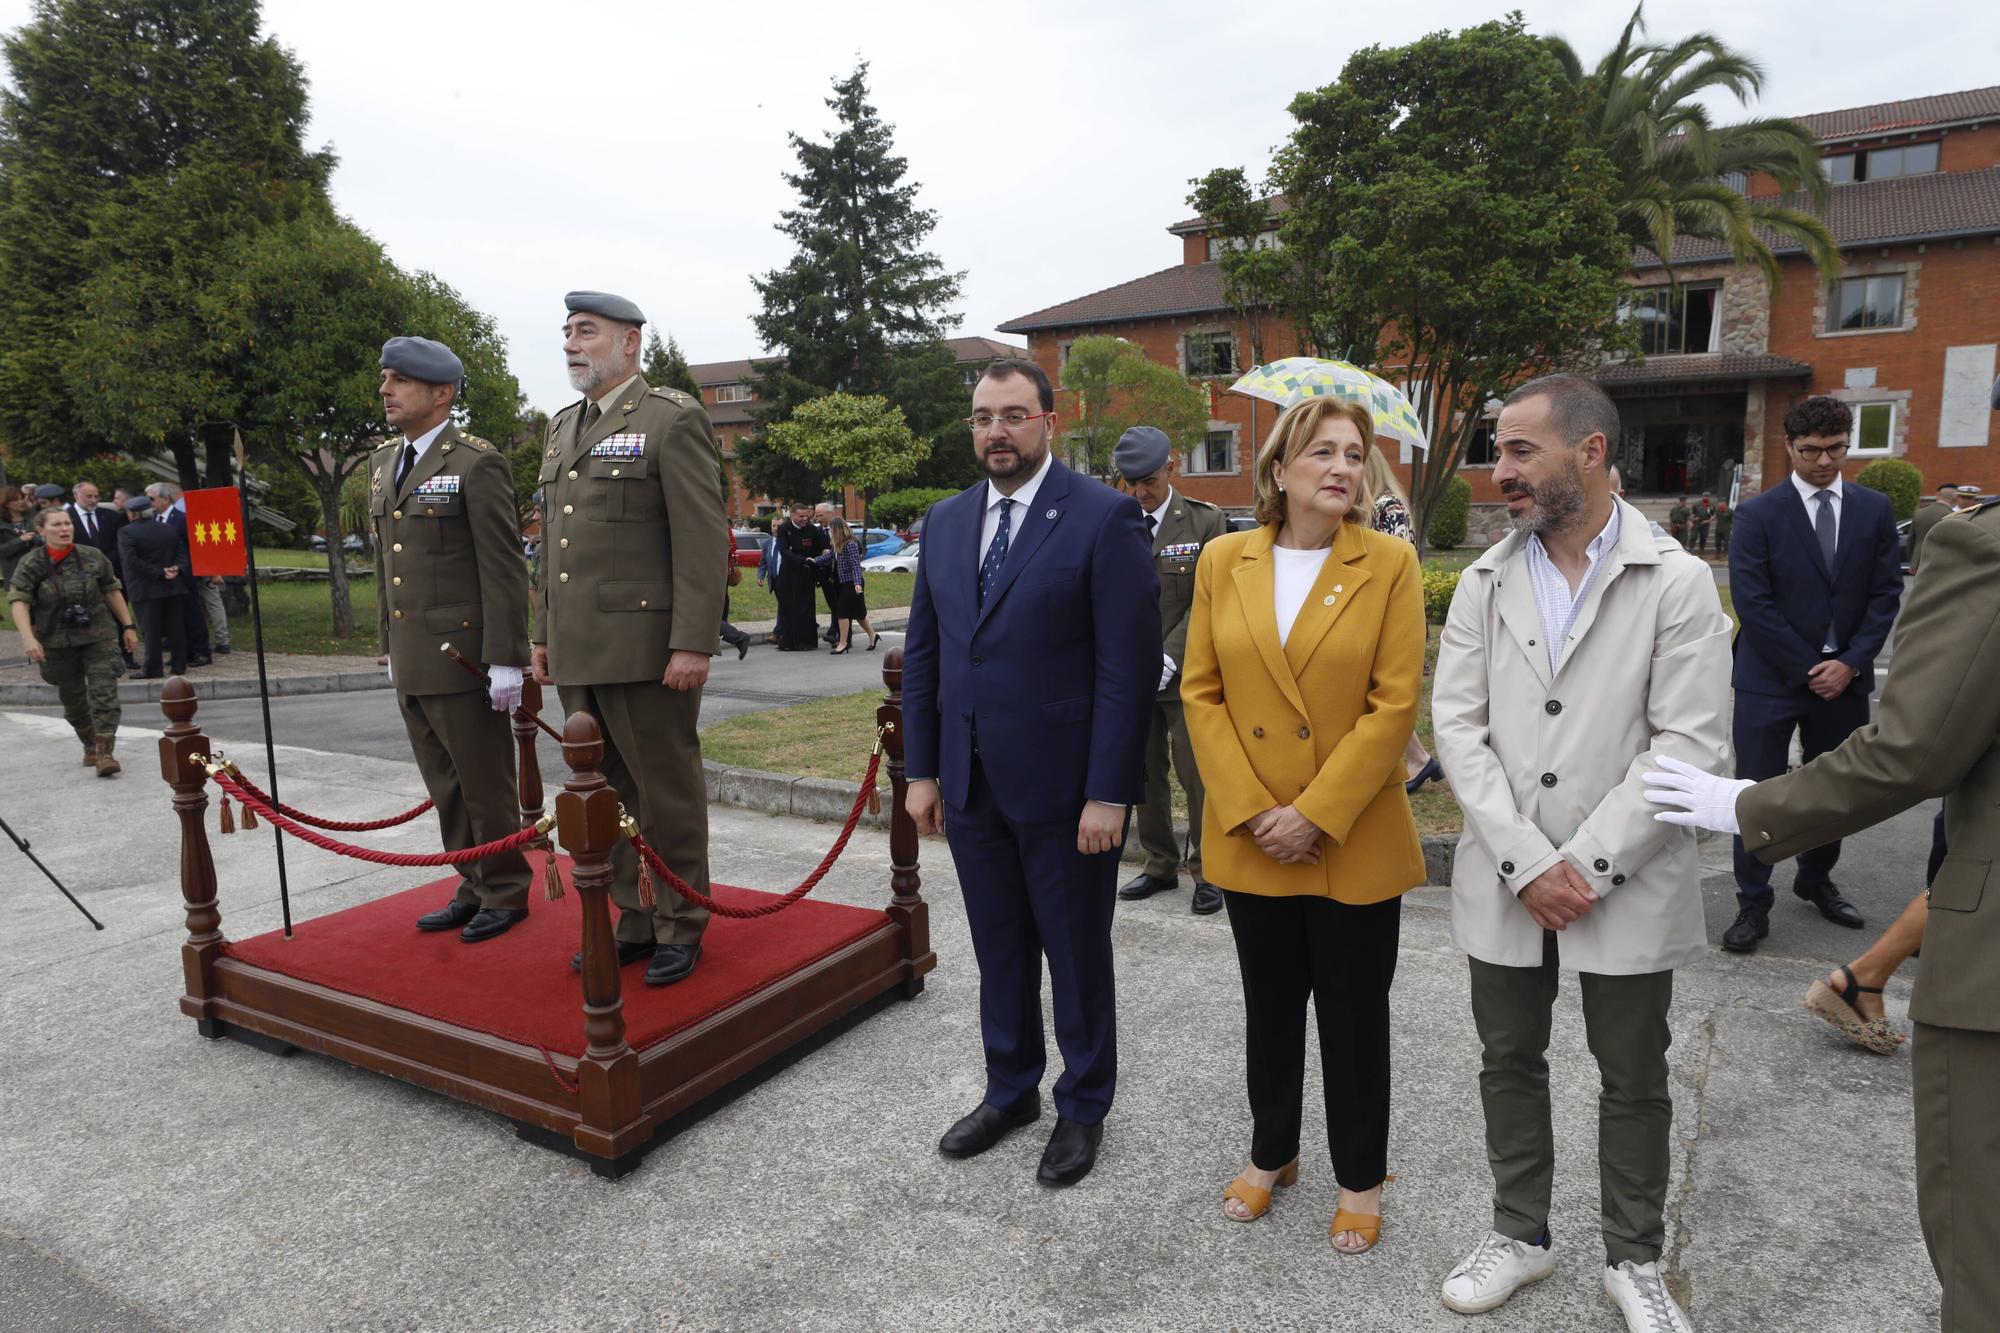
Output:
top-left (1432, 375), bottom-right (1731, 1333)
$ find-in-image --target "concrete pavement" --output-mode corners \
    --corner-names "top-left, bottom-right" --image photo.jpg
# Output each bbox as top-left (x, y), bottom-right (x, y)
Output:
top-left (0, 708), bottom-right (1939, 1331)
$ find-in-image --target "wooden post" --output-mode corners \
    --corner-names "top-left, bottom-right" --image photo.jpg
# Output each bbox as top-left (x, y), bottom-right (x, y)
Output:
top-left (160, 677), bottom-right (226, 1036)
top-left (877, 649), bottom-right (929, 997)
top-left (554, 711), bottom-right (647, 1172)
top-left (514, 676), bottom-right (550, 849)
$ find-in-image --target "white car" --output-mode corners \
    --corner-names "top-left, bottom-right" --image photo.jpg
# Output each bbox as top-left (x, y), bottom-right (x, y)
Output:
top-left (862, 543), bottom-right (920, 574)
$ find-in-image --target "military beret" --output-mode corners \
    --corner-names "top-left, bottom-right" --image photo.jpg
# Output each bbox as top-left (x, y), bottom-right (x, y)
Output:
top-left (379, 335), bottom-right (464, 385)
top-left (565, 290), bottom-right (646, 326)
top-left (34, 482), bottom-right (66, 500)
top-left (123, 494), bottom-right (152, 513)
top-left (1112, 426), bottom-right (1172, 481)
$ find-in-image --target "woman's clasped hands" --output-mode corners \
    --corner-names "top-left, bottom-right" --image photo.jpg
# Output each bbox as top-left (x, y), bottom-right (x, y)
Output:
top-left (1248, 805), bottom-right (1322, 865)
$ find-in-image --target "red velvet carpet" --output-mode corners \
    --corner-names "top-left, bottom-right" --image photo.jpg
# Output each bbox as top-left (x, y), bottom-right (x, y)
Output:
top-left (224, 852), bottom-right (888, 1059)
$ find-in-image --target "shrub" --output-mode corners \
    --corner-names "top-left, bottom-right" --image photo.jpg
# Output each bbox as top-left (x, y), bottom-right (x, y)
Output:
top-left (1853, 457), bottom-right (1923, 520)
top-left (1422, 566), bottom-right (1462, 624)
top-left (1427, 475), bottom-right (1472, 549)
top-left (871, 486), bottom-right (959, 530)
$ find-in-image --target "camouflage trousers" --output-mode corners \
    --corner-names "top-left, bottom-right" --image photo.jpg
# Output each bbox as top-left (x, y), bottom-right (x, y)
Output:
top-left (40, 638), bottom-right (125, 738)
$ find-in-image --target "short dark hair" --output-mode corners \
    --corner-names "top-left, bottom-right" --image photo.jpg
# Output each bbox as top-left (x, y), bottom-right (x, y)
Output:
top-left (979, 358), bottom-right (1054, 412)
top-left (1502, 373), bottom-right (1619, 467)
top-left (1783, 396), bottom-right (1852, 442)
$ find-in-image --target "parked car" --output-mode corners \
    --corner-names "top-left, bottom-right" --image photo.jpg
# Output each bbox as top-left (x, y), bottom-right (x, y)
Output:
top-left (730, 528), bottom-right (768, 568)
top-left (863, 543), bottom-right (920, 575)
top-left (309, 533), bottom-right (366, 553)
top-left (1227, 515), bottom-right (1260, 532)
top-left (860, 527), bottom-right (903, 559)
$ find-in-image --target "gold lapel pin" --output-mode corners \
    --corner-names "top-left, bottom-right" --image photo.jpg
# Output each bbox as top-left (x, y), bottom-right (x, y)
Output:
top-left (622, 401), bottom-right (636, 411)
top-left (1333, 584), bottom-right (1344, 594)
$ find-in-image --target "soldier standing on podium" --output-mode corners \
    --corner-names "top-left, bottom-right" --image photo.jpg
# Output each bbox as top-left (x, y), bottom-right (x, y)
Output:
top-left (372, 336), bottom-right (535, 943)
top-left (1111, 426), bottom-right (1231, 916)
top-left (532, 291), bottom-right (729, 986)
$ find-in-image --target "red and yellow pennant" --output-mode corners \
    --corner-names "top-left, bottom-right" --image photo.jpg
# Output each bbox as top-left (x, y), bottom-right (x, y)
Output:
top-left (183, 487), bottom-right (248, 577)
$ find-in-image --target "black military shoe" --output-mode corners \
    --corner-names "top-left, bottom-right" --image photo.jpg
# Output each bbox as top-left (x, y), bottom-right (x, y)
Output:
top-left (416, 899), bottom-right (479, 932)
top-left (1036, 1117), bottom-right (1103, 1187)
top-left (459, 908), bottom-right (527, 943)
top-left (1118, 872), bottom-right (1178, 901)
top-left (644, 942), bottom-right (702, 986)
top-left (571, 939), bottom-right (655, 972)
top-left (938, 1099), bottom-right (1040, 1159)
top-left (1190, 881), bottom-right (1224, 915)
top-left (1796, 881), bottom-right (1865, 929)
top-left (1722, 906), bottom-right (1769, 954)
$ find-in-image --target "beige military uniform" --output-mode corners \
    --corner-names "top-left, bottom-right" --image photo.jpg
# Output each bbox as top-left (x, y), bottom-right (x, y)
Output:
top-left (534, 375), bottom-right (729, 947)
top-left (1137, 492), bottom-right (1230, 883)
top-left (1739, 502), bottom-right (2000, 1332)
top-left (371, 423), bottom-right (533, 911)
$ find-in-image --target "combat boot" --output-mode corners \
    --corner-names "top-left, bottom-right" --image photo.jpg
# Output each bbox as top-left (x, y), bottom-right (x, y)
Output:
top-left (76, 726), bottom-right (96, 765)
top-left (93, 732), bottom-right (122, 778)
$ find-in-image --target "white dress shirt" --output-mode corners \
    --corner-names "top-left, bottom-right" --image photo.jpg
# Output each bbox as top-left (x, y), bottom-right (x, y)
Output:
top-left (1272, 544), bottom-right (1332, 647)
top-left (1790, 469), bottom-right (1842, 547)
top-left (400, 418), bottom-right (450, 467)
top-left (1525, 502), bottom-right (1623, 674)
top-left (1144, 488), bottom-right (1174, 546)
top-left (979, 449), bottom-right (1054, 559)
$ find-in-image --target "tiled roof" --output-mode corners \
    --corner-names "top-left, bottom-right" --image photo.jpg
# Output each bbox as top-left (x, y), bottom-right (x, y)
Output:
top-left (1595, 353), bottom-right (1813, 387)
top-left (687, 337), bottom-right (1023, 388)
top-left (1167, 194), bottom-right (1290, 236)
top-left (1639, 166), bottom-right (2000, 266)
top-left (1799, 86), bottom-right (2000, 142)
top-left (944, 335), bottom-right (1029, 361)
top-left (686, 357), bottom-right (764, 387)
top-left (998, 262), bottom-right (1230, 333)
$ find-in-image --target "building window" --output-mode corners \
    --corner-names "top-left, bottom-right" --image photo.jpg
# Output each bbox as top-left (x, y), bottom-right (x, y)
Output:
top-left (713, 383), bottom-right (752, 403)
top-left (1186, 430), bottom-right (1238, 475)
top-left (1625, 283), bottom-right (1720, 355)
top-left (1827, 142), bottom-right (1939, 183)
top-left (1205, 231), bottom-right (1281, 261)
top-left (1183, 331), bottom-right (1238, 378)
top-left (1462, 421), bottom-right (1498, 467)
top-left (1849, 401), bottom-right (1896, 456)
top-left (1057, 340), bottom-right (1074, 368)
top-left (1828, 274), bottom-right (1905, 331)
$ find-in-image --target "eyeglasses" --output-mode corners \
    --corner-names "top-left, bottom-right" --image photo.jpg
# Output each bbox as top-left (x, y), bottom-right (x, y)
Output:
top-left (963, 410), bottom-right (1053, 433)
top-left (1793, 443), bottom-right (1850, 461)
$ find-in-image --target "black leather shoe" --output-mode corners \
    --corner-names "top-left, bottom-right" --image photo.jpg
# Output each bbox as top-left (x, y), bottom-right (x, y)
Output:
top-left (1405, 755), bottom-right (1445, 794)
top-left (1036, 1117), bottom-right (1103, 1186)
top-left (416, 899), bottom-right (479, 932)
top-left (570, 939), bottom-right (655, 971)
top-left (938, 1099), bottom-right (1040, 1159)
top-left (1797, 881), bottom-right (1865, 929)
top-left (1118, 872), bottom-right (1178, 901)
top-left (459, 908), bottom-right (527, 943)
top-left (1190, 881), bottom-right (1224, 915)
top-left (736, 638), bottom-right (750, 660)
top-left (644, 942), bottom-right (702, 986)
top-left (1722, 906), bottom-right (1769, 953)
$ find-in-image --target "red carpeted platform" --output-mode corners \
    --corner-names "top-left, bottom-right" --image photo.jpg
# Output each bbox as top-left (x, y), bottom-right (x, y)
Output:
top-left (224, 852), bottom-right (888, 1060)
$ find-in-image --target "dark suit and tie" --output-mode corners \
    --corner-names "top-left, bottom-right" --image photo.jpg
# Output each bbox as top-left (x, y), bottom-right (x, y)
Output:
top-left (67, 502), bottom-right (123, 578)
top-left (1725, 420), bottom-right (1904, 951)
top-left (116, 501), bottom-right (191, 677)
top-left (904, 364), bottom-right (1159, 1186)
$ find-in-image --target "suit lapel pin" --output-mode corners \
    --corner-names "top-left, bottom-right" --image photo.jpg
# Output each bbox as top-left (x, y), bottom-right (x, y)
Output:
top-left (1045, 508), bottom-right (1057, 520)
top-left (1333, 584), bottom-right (1344, 594)
top-left (622, 401), bottom-right (636, 411)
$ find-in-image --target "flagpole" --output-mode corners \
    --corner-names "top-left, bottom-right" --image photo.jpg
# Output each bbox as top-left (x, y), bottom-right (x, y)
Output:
top-left (233, 429), bottom-right (294, 938)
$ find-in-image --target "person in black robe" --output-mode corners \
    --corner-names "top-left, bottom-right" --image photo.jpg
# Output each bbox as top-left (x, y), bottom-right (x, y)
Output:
top-left (772, 501), bottom-right (830, 651)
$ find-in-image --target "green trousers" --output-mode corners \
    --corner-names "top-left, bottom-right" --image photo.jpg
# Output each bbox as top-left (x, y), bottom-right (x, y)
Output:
top-left (1914, 1021), bottom-right (2000, 1331)
top-left (1136, 698), bottom-right (1204, 882)
top-left (39, 638), bottom-right (124, 738)
top-left (397, 688), bottom-right (531, 911)
top-left (1468, 930), bottom-right (1675, 1266)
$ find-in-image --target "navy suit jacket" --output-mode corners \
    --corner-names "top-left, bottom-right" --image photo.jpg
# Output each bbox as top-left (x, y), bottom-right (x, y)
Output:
top-left (116, 514), bottom-right (191, 604)
top-left (903, 459), bottom-right (1161, 823)
top-left (1728, 477), bottom-right (1903, 696)
top-left (67, 504), bottom-right (123, 578)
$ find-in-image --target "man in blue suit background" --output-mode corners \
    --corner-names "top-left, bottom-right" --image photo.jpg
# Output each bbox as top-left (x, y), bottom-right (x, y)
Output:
top-left (1724, 395), bottom-right (1904, 953)
top-left (903, 357), bottom-right (1159, 1186)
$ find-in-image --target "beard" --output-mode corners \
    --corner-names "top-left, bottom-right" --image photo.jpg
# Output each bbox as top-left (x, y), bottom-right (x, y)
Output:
top-left (566, 347), bottom-right (625, 394)
top-left (978, 433), bottom-right (1047, 481)
top-left (1505, 457), bottom-right (1588, 536)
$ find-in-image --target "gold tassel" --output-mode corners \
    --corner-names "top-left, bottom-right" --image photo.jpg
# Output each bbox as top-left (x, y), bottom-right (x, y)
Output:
top-left (637, 860), bottom-right (657, 909)
top-left (240, 803), bottom-right (258, 830)
top-left (218, 795), bottom-right (235, 834)
top-left (866, 782), bottom-right (881, 817)
top-left (543, 855), bottom-right (565, 901)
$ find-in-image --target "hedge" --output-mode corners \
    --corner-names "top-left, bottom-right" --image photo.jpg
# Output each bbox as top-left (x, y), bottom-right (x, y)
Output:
top-left (871, 486), bottom-right (959, 530)
top-left (1422, 567), bottom-right (1462, 624)
top-left (1853, 457), bottom-right (1923, 521)
top-left (1427, 475), bottom-right (1472, 549)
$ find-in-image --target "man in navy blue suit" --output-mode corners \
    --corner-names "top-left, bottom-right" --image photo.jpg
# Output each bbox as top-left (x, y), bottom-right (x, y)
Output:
top-left (903, 358), bottom-right (1159, 1187)
top-left (1723, 396), bottom-right (1904, 953)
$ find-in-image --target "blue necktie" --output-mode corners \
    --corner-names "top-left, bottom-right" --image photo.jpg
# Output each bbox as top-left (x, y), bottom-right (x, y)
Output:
top-left (1815, 490), bottom-right (1838, 649)
top-left (979, 498), bottom-right (1013, 608)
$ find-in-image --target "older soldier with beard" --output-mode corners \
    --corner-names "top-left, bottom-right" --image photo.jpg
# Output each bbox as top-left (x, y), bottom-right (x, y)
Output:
top-left (531, 291), bottom-right (729, 986)
top-left (1432, 375), bottom-right (1730, 1332)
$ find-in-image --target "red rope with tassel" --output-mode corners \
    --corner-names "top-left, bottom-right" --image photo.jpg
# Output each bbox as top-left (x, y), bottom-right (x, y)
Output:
top-left (204, 766), bottom-right (548, 867)
top-left (212, 764), bottom-right (433, 832)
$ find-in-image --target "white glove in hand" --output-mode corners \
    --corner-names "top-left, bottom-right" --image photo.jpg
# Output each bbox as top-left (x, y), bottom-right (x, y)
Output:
top-left (1158, 654), bottom-right (1178, 692)
top-left (487, 663), bottom-right (524, 714)
top-left (384, 657), bottom-right (394, 688)
top-left (1643, 755), bottom-right (1751, 834)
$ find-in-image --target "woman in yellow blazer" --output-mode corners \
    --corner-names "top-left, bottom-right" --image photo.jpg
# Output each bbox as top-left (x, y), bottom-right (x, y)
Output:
top-left (1181, 396), bottom-right (1427, 1254)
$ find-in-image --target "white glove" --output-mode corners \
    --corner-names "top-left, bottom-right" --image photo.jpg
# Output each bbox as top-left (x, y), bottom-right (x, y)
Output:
top-left (487, 663), bottom-right (524, 714)
top-left (1643, 755), bottom-right (1752, 834)
top-left (384, 657), bottom-right (394, 687)
top-left (1158, 654), bottom-right (1178, 692)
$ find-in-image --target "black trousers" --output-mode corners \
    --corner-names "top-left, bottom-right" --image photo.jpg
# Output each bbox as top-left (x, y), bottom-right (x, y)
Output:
top-left (1222, 889), bottom-right (1402, 1188)
top-left (136, 598), bottom-right (186, 676)
top-left (1731, 682), bottom-right (1871, 911)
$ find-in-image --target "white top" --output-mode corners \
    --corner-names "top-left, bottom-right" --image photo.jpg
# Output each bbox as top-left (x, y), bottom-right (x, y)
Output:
top-left (1524, 502), bottom-right (1623, 674)
top-left (980, 450), bottom-right (1053, 558)
top-left (1272, 544), bottom-right (1332, 647)
top-left (400, 419), bottom-right (450, 466)
top-left (1789, 469), bottom-right (1843, 546)
top-left (1144, 488), bottom-right (1174, 545)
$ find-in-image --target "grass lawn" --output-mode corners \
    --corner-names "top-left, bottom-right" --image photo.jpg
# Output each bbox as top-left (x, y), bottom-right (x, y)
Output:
top-left (253, 546), bottom-right (331, 569)
top-left (728, 571), bottom-right (916, 623)
top-left (232, 579), bottom-right (382, 656)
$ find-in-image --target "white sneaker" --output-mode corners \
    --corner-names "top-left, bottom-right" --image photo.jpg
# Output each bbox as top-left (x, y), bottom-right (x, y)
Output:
top-left (1440, 1229), bottom-right (1557, 1314)
top-left (1604, 1260), bottom-right (1693, 1332)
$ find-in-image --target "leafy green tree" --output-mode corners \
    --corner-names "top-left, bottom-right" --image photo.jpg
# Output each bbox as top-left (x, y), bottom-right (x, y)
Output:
top-left (643, 330), bottom-right (701, 397)
top-left (1271, 16), bottom-right (1636, 555)
top-left (1185, 168), bottom-right (1294, 370)
top-left (765, 393), bottom-right (930, 527)
top-left (1854, 457), bottom-right (1923, 520)
top-left (1546, 5), bottom-right (1835, 284)
top-left (0, 0), bottom-right (334, 486)
top-left (1059, 335), bottom-right (1210, 476)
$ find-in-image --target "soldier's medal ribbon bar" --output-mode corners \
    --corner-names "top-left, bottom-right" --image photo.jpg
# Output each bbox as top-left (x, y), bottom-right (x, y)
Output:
top-left (414, 474), bottom-right (460, 495)
top-left (1160, 541), bottom-right (1202, 558)
top-left (591, 433), bottom-right (646, 459)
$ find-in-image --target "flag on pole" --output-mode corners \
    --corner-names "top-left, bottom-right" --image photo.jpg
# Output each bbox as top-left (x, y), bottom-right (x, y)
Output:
top-left (183, 487), bottom-right (249, 577)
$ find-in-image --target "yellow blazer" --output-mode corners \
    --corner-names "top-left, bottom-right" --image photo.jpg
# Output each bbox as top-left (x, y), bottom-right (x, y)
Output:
top-left (1180, 521), bottom-right (1426, 903)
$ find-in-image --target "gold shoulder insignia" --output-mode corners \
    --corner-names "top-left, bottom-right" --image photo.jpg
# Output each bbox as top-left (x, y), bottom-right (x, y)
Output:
top-left (461, 434), bottom-right (490, 451)
top-left (647, 386), bottom-right (694, 405)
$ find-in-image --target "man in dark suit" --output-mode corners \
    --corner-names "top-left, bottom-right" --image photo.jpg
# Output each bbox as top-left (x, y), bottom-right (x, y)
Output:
top-left (116, 491), bottom-right (191, 677)
top-left (66, 481), bottom-right (124, 577)
top-left (1723, 395), bottom-right (1904, 953)
top-left (903, 357), bottom-right (1159, 1187)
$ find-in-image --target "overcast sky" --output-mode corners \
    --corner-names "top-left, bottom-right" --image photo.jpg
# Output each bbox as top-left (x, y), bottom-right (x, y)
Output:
top-left (5, 0), bottom-right (1996, 413)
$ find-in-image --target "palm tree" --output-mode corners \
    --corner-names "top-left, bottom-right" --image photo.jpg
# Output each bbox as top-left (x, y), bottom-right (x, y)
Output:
top-left (1548, 6), bottom-right (1839, 287)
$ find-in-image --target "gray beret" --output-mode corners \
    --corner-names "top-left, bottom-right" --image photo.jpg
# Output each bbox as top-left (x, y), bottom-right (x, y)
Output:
top-left (565, 290), bottom-right (646, 326)
top-left (123, 494), bottom-right (152, 513)
top-left (379, 335), bottom-right (464, 385)
top-left (1113, 426), bottom-right (1172, 481)
top-left (34, 482), bottom-right (66, 499)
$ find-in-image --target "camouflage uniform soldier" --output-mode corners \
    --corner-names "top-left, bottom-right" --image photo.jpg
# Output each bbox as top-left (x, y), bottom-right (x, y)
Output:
top-left (7, 507), bottom-right (140, 774)
top-left (1668, 496), bottom-right (1692, 548)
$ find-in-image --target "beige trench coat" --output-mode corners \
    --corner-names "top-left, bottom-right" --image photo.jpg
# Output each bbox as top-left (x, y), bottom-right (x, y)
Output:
top-left (1434, 499), bottom-right (1732, 975)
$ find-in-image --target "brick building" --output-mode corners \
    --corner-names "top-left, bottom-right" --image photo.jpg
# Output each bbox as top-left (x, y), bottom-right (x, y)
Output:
top-left (998, 86), bottom-right (2000, 534)
top-left (688, 335), bottom-right (1025, 519)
